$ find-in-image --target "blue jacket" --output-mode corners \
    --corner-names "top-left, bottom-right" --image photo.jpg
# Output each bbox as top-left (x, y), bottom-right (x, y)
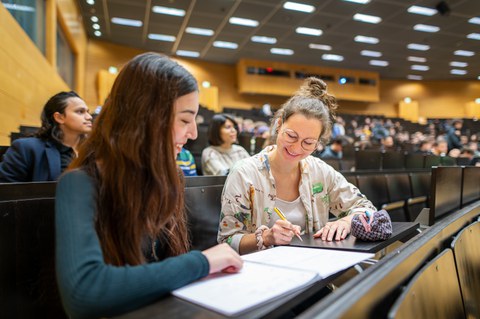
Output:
top-left (0, 137), bottom-right (62, 182)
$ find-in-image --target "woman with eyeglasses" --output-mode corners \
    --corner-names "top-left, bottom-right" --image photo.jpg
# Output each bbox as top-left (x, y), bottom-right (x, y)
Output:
top-left (218, 77), bottom-right (376, 255)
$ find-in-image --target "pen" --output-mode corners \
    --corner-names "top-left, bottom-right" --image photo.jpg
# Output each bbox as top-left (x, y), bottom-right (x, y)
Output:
top-left (273, 207), bottom-right (303, 242)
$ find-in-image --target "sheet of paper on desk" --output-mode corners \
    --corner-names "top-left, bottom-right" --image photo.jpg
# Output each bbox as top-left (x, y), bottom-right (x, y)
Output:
top-left (172, 261), bottom-right (318, 316)
top-left (242, 246), bottom-right (374, 278)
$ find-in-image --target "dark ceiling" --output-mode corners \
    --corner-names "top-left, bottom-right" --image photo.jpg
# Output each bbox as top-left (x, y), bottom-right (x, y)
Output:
top-left (77, 0), bottom-right (480, 81)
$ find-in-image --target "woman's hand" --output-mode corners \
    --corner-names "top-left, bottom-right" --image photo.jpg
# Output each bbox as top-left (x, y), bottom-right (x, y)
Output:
top-left (263, 220), bottom-right (302, 246)
top-left (313, 218), bottom-right (352, 241)
top-left (202, 243), bottom-right (244, 274)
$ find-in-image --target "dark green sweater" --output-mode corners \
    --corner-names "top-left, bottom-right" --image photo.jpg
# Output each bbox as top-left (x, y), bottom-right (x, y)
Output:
top-left (55, 170), bottom-right (209, 318)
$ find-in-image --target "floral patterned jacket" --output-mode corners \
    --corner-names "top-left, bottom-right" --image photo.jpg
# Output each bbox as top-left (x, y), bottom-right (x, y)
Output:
top-left (217, 145), bottom-right (377, 253)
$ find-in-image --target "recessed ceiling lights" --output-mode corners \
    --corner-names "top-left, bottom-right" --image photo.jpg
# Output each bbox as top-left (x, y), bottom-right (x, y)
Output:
top-left (92, 23), bottom-right (100, 30)
top-left (111, 17), bottom-right (143, 27)
top-left (229, 17), bottom-right (259, 27)
top-left (296, 27), bottom-right (322, 36)
top-left (270, 48), bottom-right (294, 55)
top-left (361, 50), bottom-right (382, 57)
top-left (408, 56), bottom-right (427, 63)
top-left (413, 24), bottom-right (440, 33)
top-left (454, 50), bottom-right (474, 57)
top-left (176, 50), bottom-right (200, 58)
top-left (450, 61), bottom-right (468, 67)
top-left (475, 98), bottom-right (480, 103)
top-left (322, 54), bottom-right (344, 62)
top-left (450, 69), bottom-right (467, 75)
top-left (407, 75), bottom-right (423, 80)
top-left (467, 33), bottom-right (480, 40)
top-left (354, 35), bottom-right (379, 44)
top-left (91, 16), bottom-right (98, 23)
top-left (468, 17), bottom-right (480, 25)
top-left (343, 0), bottom-right (370, 3)
top-left (411, 65), bottom-right (429, 71)
top-left (283, 1), bottom-right (315, 13)
top-left (148, 34), bottom-right (176, 42)
top-left (2, 3), bottom-right (35, 11)
top-left (309, 44), bottom-right (332, 51)
top-left (213, 41), bottom-right (238, 49)
top-left (186, 27), bottom-right (214, 36)
top-left (407, 5), bottom-right (436, 16)
top-left (407, 43), bottom-right (430, 51)
top-left (86, 0), bottom-right (95, 5)
top-left (251, 36), bottom-right (277, 44)
top-left (152, 6), bottom-right (186, 17)
top-left (94, 30), bottom-right (101, 37)
top-left (353, 13), bottom-right (382, 24)
top-left (369, 60), bottom-right (388, 66)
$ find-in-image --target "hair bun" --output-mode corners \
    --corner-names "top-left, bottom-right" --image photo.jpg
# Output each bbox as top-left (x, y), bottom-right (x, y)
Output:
top-left (298, 77), bottom-right (327, 99)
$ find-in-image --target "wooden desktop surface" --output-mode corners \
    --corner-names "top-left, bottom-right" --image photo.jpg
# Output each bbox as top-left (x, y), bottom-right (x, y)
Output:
top-left (115, 222), bottom-right (419, 319)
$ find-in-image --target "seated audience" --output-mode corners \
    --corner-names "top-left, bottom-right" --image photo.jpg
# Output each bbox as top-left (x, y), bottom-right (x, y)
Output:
top-left (201, 114), bottom-right (250, 175)
top-left (320, 137), bottom-right (343, 159)
top-left (55, 53), bottom-right (242, 318)
top-left (432, 140), bottom-right (448, 156)
top-left (218, 77), bottom-right (377, 255)
top-left (176, 147), bottom-right (197, 176)
top-left (0, 91), bottom-right (92, 182)
top-left (415, 140), bottom-right (433, 154)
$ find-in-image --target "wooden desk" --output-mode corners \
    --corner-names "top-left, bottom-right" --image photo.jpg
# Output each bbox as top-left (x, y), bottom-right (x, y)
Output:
top-left (290, 222), bottom-right (420, 253)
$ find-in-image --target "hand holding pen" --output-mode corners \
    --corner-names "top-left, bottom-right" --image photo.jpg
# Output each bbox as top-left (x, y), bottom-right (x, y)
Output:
top-left (272, 207), bottom-right (303, 242)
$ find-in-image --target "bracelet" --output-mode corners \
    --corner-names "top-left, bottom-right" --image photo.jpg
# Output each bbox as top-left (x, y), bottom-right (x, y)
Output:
top-left (255, 225), bottom-right (269, 251)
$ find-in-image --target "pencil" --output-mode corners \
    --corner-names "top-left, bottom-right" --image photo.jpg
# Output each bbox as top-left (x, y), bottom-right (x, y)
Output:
top-left (273, 207), bottom-right (303, 242)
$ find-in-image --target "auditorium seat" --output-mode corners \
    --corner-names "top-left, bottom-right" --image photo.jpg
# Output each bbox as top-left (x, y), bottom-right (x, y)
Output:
top-left (450, 221), bottom-right (480, 318)
top-left (424, 155), bottom-right (441, 168)
top-left (387, 249), bottom-right (465, 319)
top-left (355, 150), bottom-right (382, 170)
top-left (405, 153), bottom-right (424, 169)
top-left (384, 174), bottom-right (411, 222)
top-left (322, 158), bottom-right (341, 171)
top-left (356, 175), bottom-right (388, 211)
top-left (343, 174), bottom-right (357, 187)
top-left (382, 151), bottom-right (405, 170)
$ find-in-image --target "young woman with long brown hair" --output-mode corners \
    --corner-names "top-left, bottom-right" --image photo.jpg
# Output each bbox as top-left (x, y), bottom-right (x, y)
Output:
top-left (55, 53), bottom-right (242, 318)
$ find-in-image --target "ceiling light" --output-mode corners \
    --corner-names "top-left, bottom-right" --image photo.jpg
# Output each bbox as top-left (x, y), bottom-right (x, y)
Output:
top-left (176, 50), bottom-right (200, 58)
top-left (354, 35), bottom-right (379, 44)
top-left (454, 50), bottom-right (474, 57)
top-left (186, 27), bottom-right (214, 36)
top-left (408, 56), bottom-right (426, 62)
top-left (407, 5), bottom-right (436, 16)
top-left (152, 6), bottom-right (185, 17)
top-left (270, 48), bottom-right (294, 55)
top-left (213, 41), bottom-right (238, 49)
top-left (467, 33), bottom-right (480, 40)
top-left (411, 65), bottom-right (429, 71)
top-left (229, 17), bottom-right (259, 27)
top-left (86, 0), bottom-right (95, 5)
top-left (353, 13), bottom-right (382, 24)
top-left (92, 23), bottom-right (100, 30)
top-left (148, 34), bottom-right (176, 42)
top-left (343, 0), bottom-right (370, 3)
top-left (468, 17), bottom-right (480, 25)
top-left (296, 27), bottom-right (322, 36)
top-left (111, 17), bottom-right (143, 27)
top-left (361, 50), bottom-right (382, 57)
top-left (450, 61), bottom-right (468, 67)
top-left (407, 43), bottom-right (430, 51)
top-left (404, 97), bottom-right (412, 103)
top-left (413, 24), bottom-right (440, 33)
top-left (283, 1), bottom-right (315, 13)
top-left (251, 36), bottom-right (277, 44)
top-left (322, 54), bottom-right (344, 62)
top-left (91, 16), bottom-right (98, 23)
top-left (309, 44), bottom-right (332, 50)
top-left (369, 60), bottom-right (388, 67)
top-left (407, 75), bottom-right (423, 80)
top-left (94, 31), bottom-right (102, 37)
top-left (3, 3), bottom-right (35, 11)
top-left (450, 69), bottom-right (467, 75)
top-left (475, 98), bottom-right (480, 103)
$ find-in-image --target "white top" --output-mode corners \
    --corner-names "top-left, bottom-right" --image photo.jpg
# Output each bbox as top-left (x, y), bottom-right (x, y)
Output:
top-left (201, 144), bottom-right (250, 176)
top-left (269, 197), bottom-right (306, 230)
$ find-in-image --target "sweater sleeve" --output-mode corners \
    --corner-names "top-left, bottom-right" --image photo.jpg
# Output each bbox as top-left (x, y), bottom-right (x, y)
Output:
top-left (55, 170), bottom-right (209, 319)
top-left (0, 140), bottom-right (31, 182)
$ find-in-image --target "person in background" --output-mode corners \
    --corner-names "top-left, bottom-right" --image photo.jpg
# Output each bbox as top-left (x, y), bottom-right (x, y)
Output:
top-left (55, 53), bottom-right (242, 319)
top-left (446, 119), bottom-right (463, 151)
top-left (218, 77), bottom-right (377, 255)
top-left (432, 139), bottom-right (449, 156)
top-left (0, 91), bottom-right (92, 182)
top-left (177, 147), bottom-right (197, 176)
top-left (201, 114), bottom-right (250, 175)
top-left (319, 137), bottom-right (343, 159)
top-left (415, 140), bottom-right (433, 155)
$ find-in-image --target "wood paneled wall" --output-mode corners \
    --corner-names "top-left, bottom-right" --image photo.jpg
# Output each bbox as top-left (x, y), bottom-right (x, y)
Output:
top-left (0, 0), bottom-right (87, 145)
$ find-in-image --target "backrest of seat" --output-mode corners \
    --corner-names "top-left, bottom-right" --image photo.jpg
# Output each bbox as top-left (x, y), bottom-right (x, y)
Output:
top-left (343, 174), bottom-right (357, 187)
top-left (0, 198), bottom-right (67, 318)
top-left (450, 221), bottom-right (480, 318)
top-left (387, 248), bottom-right (465, 319)
top-left (385, 174), bottom-right (411, 202)
top-left (0, 182), bottom-right (56, 200)
top-left (382, 151), bottom-right (405, 169)
top-left (424, 155), bottom-right (441, 168)
top-left (462, 166), bottom-right (480, 207)
top-left (322, 159), bottom-right (341, 171)
top-left (405, 153), bottom-right (424, 169)
top-left (409, 171), bottom-right (431, 198)
top-left (355, 150), bottom-right (382, 170)
top-left (185, 185), bottom-right (224, 251)
top-left (356, 175), bottom-right (388, 209)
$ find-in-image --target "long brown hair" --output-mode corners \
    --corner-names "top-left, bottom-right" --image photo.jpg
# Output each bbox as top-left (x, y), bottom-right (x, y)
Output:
top-left (70, 53), bottom-right (198, 265)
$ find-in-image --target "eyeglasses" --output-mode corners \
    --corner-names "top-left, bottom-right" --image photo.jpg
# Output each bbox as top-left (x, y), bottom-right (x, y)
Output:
top-left (281, 128), bottom-right (319, 151)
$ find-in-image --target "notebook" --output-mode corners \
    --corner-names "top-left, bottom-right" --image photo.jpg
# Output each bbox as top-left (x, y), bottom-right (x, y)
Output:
top-left (172, 246), bottom-right (374, 316)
